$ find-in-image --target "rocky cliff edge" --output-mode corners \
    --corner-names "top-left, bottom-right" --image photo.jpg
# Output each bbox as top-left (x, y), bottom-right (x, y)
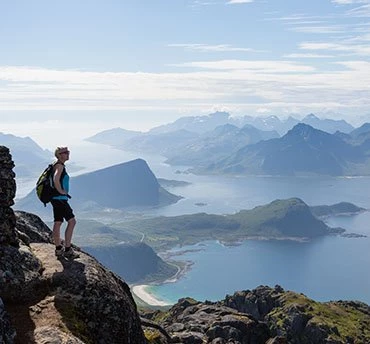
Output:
top-left (141, 285), bottom-right (370, 344)
top-left (0, 146), bottom-right (146, 344)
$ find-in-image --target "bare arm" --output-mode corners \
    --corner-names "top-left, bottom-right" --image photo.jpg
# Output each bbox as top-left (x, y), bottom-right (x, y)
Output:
top-left (53, 164), bottom-right (67, 195)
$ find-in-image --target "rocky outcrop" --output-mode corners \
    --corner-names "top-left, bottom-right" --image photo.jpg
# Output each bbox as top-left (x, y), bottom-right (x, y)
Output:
top-left (149, 297), bottom-right (270, 344)
top-left (0, 146), bottom-right (17, 247)
top-left (222, 286), bottom-right (370, 343)
top-left (0, 146), bottom-right (146, 344)
top-left (142, 286), bottom-right (370, 343)
top-left (0, 298), bottom-right (16, 344)
top-left (0, 146), bottom-right (17, 343)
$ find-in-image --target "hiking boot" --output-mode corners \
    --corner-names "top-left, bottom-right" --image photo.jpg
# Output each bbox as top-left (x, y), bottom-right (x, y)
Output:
top-left (64, 247), bottom-right (80, 259)
top-left (55, 246), bottom-right (64, 257)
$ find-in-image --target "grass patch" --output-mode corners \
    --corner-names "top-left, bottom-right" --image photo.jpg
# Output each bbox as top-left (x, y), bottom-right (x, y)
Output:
top-left (268, 292), bottom-right (370, 343)
top-left (144, 329), bottom-right (163, 343)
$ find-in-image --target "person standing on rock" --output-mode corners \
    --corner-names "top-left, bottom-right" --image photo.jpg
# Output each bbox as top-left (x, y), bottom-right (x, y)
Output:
top-left (51, 147), bottom-right (79, 259)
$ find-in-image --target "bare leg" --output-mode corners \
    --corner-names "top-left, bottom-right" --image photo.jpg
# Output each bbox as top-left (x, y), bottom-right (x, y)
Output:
top-left (64, 217), bottom-right (76, 247)
top-left (53, 221), bottom-right (63, 246)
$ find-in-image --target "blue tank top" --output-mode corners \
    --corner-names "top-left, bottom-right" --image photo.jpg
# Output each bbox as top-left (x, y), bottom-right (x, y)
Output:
top-left (52, 167), bottom-right (69, 200)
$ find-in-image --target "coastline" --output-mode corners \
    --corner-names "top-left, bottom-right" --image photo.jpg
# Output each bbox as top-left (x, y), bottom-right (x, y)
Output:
top-left (131, 254), bottom-right (194, 307)
top-left (131, 237), bottom-right (311, 306)
top-left (132, 285), bottom-right (173, 307)
top-left (130, 227), bottom-right (368, 307)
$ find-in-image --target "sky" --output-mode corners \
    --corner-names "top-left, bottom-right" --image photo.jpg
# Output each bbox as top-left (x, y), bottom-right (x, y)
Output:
top-left (1, 0), bottom-right (370, 146)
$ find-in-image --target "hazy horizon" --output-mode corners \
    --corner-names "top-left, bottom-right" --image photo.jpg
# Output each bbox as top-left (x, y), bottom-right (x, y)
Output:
top-left (1, 110), bottom-right (369, 149)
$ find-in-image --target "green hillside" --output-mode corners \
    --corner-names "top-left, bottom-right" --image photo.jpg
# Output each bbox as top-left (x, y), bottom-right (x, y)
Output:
top-left (118, 198), bottom-right (345, 250)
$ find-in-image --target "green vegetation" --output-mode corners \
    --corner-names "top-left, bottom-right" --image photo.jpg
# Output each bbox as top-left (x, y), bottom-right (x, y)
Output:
top-left (85, 242), bottom-right (178, 284)
top-left (65, 199), bottom-right (362, 254)
top-left (310, 202), bottom-right (365, 218)
top-left (55, 298), bottom-right (92, 344)
top-left (115, 212), bottom-right (240, 250)
top-left (112, 198), bottom-right (333, 250)
top-left (143, 329), bottom-right (163, 343)
top-left (268, 292), bottom-right (370, 343)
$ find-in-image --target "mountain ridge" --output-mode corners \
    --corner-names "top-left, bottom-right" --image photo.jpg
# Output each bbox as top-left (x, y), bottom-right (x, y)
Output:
top-left (16, 158), bottom-right (181, 215)
top-left (202, 123), bottom-right (366, 176)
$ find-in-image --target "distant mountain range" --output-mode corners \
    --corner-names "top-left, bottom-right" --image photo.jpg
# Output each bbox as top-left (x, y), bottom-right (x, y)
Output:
top-left (16, 158), bottom-right (181, 214)
top-left (149, 112), bottom-right (354, 135)
top-left (85, 112), bottom-right (363, 176)
top-left (0, 132), bottom-right (52, 177)
top-left (300, 113), bottom-right (354, 134)
top-left (202, 123), bottom-right (368, 176)
top-left (85, 112), bottom-right (355, 153)
top-left (85, 127), bottom-right (143, 147)
top-left (0, 133), bottom-right (84, 179)
top-left (166, 123), bottom-right (279, 167)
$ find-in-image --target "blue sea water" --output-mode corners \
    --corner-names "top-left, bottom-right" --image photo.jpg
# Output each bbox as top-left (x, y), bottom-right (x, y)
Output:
top-left (151, 233), bottom-right (370, 304)
top-left (144, 158), bottom-right (370, 305)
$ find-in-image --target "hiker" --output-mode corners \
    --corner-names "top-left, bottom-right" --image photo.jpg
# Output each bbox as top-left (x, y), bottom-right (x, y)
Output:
top-left (51, 146), bottom-right (79, 259)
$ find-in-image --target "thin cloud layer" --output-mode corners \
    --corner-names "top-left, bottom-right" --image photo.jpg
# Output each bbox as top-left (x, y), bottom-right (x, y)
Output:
top-left (168, 43), bottom-right (259, 52)
top-left (227, 0), bottom-right (254, 4)
top-left (1, 0), bottom-right (370, 125)
top-left (1, 59), bottom-right (370, 118)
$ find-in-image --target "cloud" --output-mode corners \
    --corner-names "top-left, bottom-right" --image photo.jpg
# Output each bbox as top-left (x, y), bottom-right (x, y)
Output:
top-left (227, 0), bottom-right (254, 4)
top-left (1, 59), bottom-right (370, 121)
top-left (190, 0), bottom-right (219, 7)
top-left (172, 60), bottom-right (315, 72)
top-left (168, 43), bottom-right (261, 53)
top-left (300, 41), bottom-right (370, 55)
top-left (347, 4), bottom-right (370, 16)
top-left (289, 25), bottom-right (345, 34)
top-left (331, 0), bottom-right (369, 4)
top-left (283, 53), bottom-right (335, 58)
top-left (330, 1), bottom-right (370, 17)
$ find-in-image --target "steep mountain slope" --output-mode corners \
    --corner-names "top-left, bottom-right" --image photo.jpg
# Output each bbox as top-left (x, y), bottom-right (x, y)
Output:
top-left (0, 132), bottom-right (52, 178)
top-left (85, 127), bottom-right (142, 146)
top-left (16, 158), bottom-right (181, 214)
top-left (71, 158), bottom-right (179, 208)
top-left (204, 123), bottom-right (363, 176)
top-left (149, 111), bottom-right (231, 134)
top-left (231, 198), bottom-right (331, 237)
top-left (121, 198), bottom-right (346, 250)
top-left (301, 113), bottom-right (354, 133)
top-left (85, 242), bottom-right (177, 283)
top-left (122, 129), bottom-right (199, 155)
top-left (166, 123), bottom-right (279, 166)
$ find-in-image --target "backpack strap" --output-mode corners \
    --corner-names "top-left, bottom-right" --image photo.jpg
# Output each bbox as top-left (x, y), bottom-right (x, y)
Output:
top-left (51, 161), bottom-right (67, 192)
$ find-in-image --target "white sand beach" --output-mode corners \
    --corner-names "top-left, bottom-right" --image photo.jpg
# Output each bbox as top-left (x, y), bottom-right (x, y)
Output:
top-left (132, 285), bottom-right (172, 307)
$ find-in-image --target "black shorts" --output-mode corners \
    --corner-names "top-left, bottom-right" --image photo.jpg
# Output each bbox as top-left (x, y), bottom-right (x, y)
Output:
top-left (51, 200), bottom-right (75, 222)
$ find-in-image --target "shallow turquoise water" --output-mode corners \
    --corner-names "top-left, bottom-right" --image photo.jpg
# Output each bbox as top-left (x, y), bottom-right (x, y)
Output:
top-left (152, 229), bottom-right (370, 304)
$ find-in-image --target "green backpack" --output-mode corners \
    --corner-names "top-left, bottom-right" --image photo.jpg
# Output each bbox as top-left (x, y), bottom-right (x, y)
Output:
top-left (36, 162), bottom-right (66, 206)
